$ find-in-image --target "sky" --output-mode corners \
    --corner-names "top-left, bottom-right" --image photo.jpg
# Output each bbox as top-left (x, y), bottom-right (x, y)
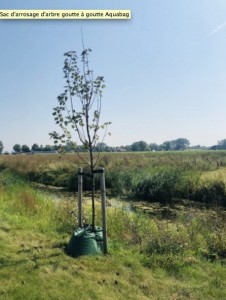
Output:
top-left (1, 0), bottom-right (226, 152)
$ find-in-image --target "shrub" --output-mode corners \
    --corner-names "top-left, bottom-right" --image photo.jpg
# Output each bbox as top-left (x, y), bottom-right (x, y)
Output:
top-left (105, 167), bottom-right (135, 197)
top-left (131, 169), bottom-right (181, 203)
top-left (192, 181), bottom-right (226, 207)
top-left (0, 169), bottom-right (27, 188)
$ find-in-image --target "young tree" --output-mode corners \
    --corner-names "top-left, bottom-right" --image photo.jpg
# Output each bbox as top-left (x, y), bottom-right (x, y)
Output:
top-left (0, 141), bottom-right (3, 154)
top-left (50, 48), bottom-right (111, 230)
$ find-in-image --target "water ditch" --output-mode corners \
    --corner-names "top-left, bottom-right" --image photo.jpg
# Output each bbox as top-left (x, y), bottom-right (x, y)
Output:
top-left (33, 182), bottom-right (131, 210)
top-left (33, 183), bottom-right (226, 221)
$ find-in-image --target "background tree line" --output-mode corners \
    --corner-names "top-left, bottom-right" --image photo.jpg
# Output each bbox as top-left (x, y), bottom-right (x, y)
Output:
top-left (1, 138), bottom-right (226, 154)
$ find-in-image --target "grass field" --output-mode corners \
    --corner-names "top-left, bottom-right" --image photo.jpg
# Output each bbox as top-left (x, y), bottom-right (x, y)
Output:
top-left (0, 152), bottom-right (226, 299)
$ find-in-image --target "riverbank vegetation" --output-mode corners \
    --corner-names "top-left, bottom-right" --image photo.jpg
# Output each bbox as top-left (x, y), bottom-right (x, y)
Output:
top-left (1, 151), bottom-right (226, 206)
top-left (0, 171), bottom-right (226, 299)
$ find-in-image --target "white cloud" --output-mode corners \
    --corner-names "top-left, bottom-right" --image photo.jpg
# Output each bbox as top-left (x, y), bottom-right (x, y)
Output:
top-left (207, 21), bottom-right (226, 37)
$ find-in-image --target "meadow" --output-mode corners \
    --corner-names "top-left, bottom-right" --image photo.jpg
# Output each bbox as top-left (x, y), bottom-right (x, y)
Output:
top-left (0, 151), bottom-right (226, 299)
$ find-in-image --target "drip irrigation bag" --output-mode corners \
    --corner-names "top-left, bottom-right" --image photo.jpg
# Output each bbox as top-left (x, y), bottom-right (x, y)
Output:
top-left (67, 226), bottom-right (103, 257)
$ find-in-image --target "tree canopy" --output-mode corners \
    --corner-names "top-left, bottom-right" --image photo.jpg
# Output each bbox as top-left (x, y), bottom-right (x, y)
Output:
top-left (22, 145), bottom-right (30, 153)
top-left (131, 141), bottom-right (150, 151)
top-left (218, 139), bottom-right (226, 150)
top-left (13, 144), bottom-right (21, 153)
